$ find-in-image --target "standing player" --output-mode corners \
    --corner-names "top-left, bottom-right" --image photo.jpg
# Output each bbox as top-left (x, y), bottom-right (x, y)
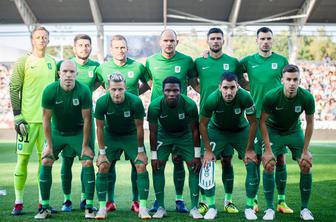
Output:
top-left (9, 26), bottom-right (57, 215)
top-left (57, 34), bottom-right (101, 212)
top-left (240, 27), bottom-right (290, 213)
top-left (96, 34), bottom-right (150, 213)
top-left (34, 60), bottom-right (95, 219)
top-left (146, 29), bottom-right (198, 213)
top-left (200, 72), bottom-right (259, 220)
top-left (260, 64), bottom-right (315, 220)
top-left (195, 27), bottom-right (243, 214)
top-left (94, 73), bottom-right (151, 220)
top-left (148, 76), bottom-right (202, 219)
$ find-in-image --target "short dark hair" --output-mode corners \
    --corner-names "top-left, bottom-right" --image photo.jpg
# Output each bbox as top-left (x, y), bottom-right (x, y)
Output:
top-left (74, 34), bottom-right (92, 44)
top-left (163, 76), bottom-right (181, 89)
top-left (30, 26), bottom-right (49, 39)
top-left (257, 27), bottom-right (273, 36)
top-left (207, 28), bottom-right (224, 38)
top-left (282, 64), bottom-right (300, 74)
top-left (220, 72), bottom-right (238, 83)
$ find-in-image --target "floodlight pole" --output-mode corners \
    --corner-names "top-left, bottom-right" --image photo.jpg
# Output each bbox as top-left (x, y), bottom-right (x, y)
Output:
top-left (89, 0), bottom-right (104, 63)
top-left (163, 0), bottom-right (167, 29)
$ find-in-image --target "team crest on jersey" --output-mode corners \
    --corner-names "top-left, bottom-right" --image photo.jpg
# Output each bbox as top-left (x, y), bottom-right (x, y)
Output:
top-left (88, 71), bottom-right (94, 78)
top-left (178, 113), bottom-right (185, 120)
top-left (124, 111), bottom-right (131, 117)
top-left (175, 66), bottom-right (181, 73)
top-left (271, 63), bottom-right (278, 69)
top-left (17, 143), bottom-right (23, 151)
top-left (73, 98), bottom-right (79, 106)
top-left (234, 108), bottom-right (241, 114)
top-left (223, 64), bottom-right (229, 70)
top-left (295, 106), bottom-right (302, 113)
top-left (47, 63), bottom-right (52, 70)
top-left (128, 71), bottom-right (134, 78)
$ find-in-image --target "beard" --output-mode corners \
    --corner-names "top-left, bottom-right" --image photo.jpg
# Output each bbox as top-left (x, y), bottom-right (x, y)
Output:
top-left (210, 46), bottom-right (222, 53)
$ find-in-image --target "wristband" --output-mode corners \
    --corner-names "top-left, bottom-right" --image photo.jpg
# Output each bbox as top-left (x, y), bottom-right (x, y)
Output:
top-left (99, 147), bottom-right (106, 155)
top-left (138, 146), bottom-right (145, 153)
top-left (194, 147), bottom-right (201, 158)
top-left (151, 151), bottom-right (157, 160)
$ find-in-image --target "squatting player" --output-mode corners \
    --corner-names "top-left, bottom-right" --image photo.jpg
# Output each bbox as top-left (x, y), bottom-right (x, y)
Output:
top-left (200, 72), bottom-right (259, 220)
top-left (57, 34), bottom-right (101, 212)
top-left (146, 29), bottom-right (198, 213)
top-left (34, 60), bottom-right (95, 219)
top-left (9, 26), bottom-right (57, 215)
top-left (96, 34), bottom-right (150, 213)
top-left (94, 73), bottom-right (150, 220)
top-left (260, 64), bottom-right (315, 221)
top-left (195, 27), bottom-right (243, 214)
top-left (240, 27), bottom-right (290, 214)
top-left (147, 76), bottom-right (202, 219)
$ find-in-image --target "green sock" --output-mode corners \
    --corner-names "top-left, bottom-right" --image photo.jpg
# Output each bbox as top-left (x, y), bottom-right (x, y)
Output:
top-left (275, 164), bottom-right (287, 200)
top-left (278, 194), bottom-right (285, 203)
top-left (263, 171), bottom-right (275, 209)
top-left (96, 173), bottom-right (108, 202)
top-left (14, 154), bottom-right (30, 202)
top-left (246, 198), bottom-right (254, 209)
top-left (200, 188), bottom-right (207, 202)
top-left (188, 166), bottom-right (199, 208)
top-left (107, 161), bottom-right (116, 202)
top-left (300, 173), bottom-right (312, 209)
top-left (86, 199), bottom-right (93, 208)
top-left (225, 193), bottom-right (232, 202)
top-left (37, 153), bottom-right (42, 203)
top-left (176, 194), bottom-right (184, 200)
top-left (139, 200), bottom-right (147, 208)
top-left (81, 167), bottom-right (85, 195)
top-left (245, 162), bottom-right (259, 207)
top-left (153, 167), bottom-right (165, 208)
top-left (173, 158), bottom-right (185, 197)
top-left (204, 187), bottom-right (216, 208)
top-left (130, 161), bottom-right (139, 201)
top-left (137, 171), bottom-right (149, 200)
top-left (81, 193), bottom-right (86, 201)
top-left (99, 201), bottom-right (106, 209)
top-left (82, 166), bottom-right (95, 206)
top-left (40, 165), bottom-right (52, 208)
top-left (61, 157), bottom-right (73, 197)
top-left (222, 163), bottom-right (234, 195)
top-left (64, 194), bottom-right (72, 201)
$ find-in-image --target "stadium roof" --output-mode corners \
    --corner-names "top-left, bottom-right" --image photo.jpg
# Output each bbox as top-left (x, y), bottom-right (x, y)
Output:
top-left (1, 0), bottom-right (335, 28)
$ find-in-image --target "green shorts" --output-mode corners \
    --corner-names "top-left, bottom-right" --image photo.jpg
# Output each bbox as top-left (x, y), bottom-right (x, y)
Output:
top-left (268, 127), bottom-right (304, 160)
top-left (51, 128), bottom-right (93, 160)
top-left (203, 126), bottom-right (261, 160)
top-left (16, 123), bottom-right (44, 155)
top-left (104, 132), bottom-right (138, 162)
top-left (157, 128), bottom-right (194, 162)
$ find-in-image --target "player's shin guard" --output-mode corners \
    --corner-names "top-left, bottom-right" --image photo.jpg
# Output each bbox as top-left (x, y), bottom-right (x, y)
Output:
top-left (300, 173), bottom-right (312, 209)
top-left (96, 173), bottom-right (108, 202)
top-left (275, 164), bottom-right (287, 200)
top-left (137, 171), bottom-right (149, 207)
top-left (245, 162), bottom-right (258, 208)
top-left (107, 161), bottom-right (116, 202)
top-left (61, 157), bottom-right (74, 197)
top-left (173, 158), bottom-right (185, 198)
top-left (188, 166), bottom-right (199, 208)
top-left (222, 163), bottom-right (234, 199)
top-left (131, 161), bottom-right (139, 201)
top-left (153, 168), bottom-right (165, 208)
top-left (263, 171), bottom-right (275, 209)
top-left (83, 166), bottom-right (95, 208)
top-left (14, 154), bottom-right (30, 202)
top-left (40, 165), bottom-right (52, 208)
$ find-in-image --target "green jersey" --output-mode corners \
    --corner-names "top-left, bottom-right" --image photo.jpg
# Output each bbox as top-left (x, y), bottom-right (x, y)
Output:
top-left (201, 88), bottom-right (255, 131)
top-left (240, 52), bottom-right (288, 118)
top-left (147, 94), bottom-right (198, 135)
top-left (97, 58), bottom-right (148, 95)
top-left (42, 80), bottom-right (92, 133)
top-left (57, 58), bottom-right (101, 94)
top-left (262, 86), bottom-right (315, 134)
top-left (146, 51), bottom-right (195, 101)
top-left (195, 54), bottom-right (243, 110)
top-left (9, 54), bottom-right (57, 123)
top-left (95, 91), bottom-right (145, 136)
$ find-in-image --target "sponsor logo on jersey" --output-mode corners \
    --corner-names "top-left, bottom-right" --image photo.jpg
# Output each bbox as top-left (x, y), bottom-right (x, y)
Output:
top-left (223, 64), bottom-right (229, 70)
top-left (271, 63), bottom-right (278, 69)
top-left (88, 71), bottom-right (94, 78)
top-left (128, 71), bottom-right (134, 78)
top-left (124, 110), bottom-right (131, 117)
top-left (175, 66), bottom-right (181, 73)
top-left (73, 98), bottom-right (79, 106)
top-left (47, 63), bottom-right (52, 70)
top-left (234, 108), bottom-right (241, 114)
top-left (295, 106), bottom-right (302, 113)
top-left (178, 113), bottom-right (185, 119)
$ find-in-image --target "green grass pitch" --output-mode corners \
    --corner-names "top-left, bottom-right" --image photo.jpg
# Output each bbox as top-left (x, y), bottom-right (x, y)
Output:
top-left (0, 141), bottom-right (335, 221)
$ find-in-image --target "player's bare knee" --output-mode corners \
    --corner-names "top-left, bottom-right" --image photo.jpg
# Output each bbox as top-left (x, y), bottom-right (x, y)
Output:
top-left (42, 158), bottom-right (53, 166)
top-left (98, 162), bottom-right (110, 173)
top-left (82, 160), bottom-right (93, 167)
top-left (299, 161), bottom-right (311, 174)
top-left (135, 163), bottom-right (146, 173)
top-left (172, 154), bottom-right (183, 163)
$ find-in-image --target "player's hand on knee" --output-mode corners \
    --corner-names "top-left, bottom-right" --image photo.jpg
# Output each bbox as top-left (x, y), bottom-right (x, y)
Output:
top-left (190, 158), bottom-right (201, 173)
top-left (136, 152), bottom-right (148, 165)
top-left (96, 154), bottom-right (110, 168)
top-left (81, 145), bottom-right (94, 159)
top-left (14, 115), bottom-right (29, 137)
top-left (262, 151), bottom-right (276, 172)
top-left (151, 159), bottom-right (159, 172)
top-left (299, 151), bottom-right (312, 172)
top-left (203, 150), bottom-right (215, 167)
top-left (244, 149), bottom-right (257, 164)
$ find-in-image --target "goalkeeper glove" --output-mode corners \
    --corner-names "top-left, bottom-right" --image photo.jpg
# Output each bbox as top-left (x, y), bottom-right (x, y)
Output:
top-left (14, 114), bottom-right (29, 137)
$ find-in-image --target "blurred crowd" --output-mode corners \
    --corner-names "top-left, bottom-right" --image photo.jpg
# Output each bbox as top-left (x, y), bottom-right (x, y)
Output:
top-left (0, 61), bottom-right (335, 129)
